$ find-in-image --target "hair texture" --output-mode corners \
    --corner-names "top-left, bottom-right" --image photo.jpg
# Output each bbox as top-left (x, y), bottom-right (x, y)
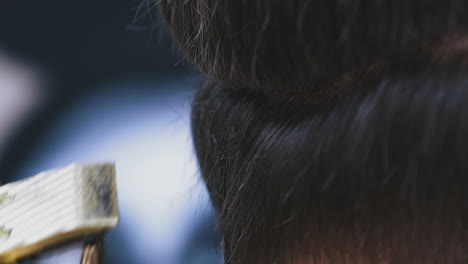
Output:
top-left (160, 0), bottom-right (468, 99)
top-left (160, 1), bottom-right (468, 263)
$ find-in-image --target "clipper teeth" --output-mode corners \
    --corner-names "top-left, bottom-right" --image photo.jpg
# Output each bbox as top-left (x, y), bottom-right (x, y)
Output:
top-left (0, 163), bottom-right (119, 263)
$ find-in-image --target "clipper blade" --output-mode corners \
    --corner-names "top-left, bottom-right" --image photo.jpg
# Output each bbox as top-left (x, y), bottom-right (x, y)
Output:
top-left (0, 163), bottom-right (119, 263)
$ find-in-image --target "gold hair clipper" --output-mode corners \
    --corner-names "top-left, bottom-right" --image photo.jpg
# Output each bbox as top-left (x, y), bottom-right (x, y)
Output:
top-left (0, 163), bottom-right (119, 264)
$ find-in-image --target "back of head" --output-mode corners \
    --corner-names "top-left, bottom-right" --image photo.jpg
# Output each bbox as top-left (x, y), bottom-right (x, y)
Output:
top-left (161, 1), bottom-right (468, 263)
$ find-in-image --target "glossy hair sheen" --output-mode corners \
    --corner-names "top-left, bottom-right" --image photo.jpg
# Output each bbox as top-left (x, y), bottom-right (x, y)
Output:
top-left (160, 1), bottom-right (468, 263)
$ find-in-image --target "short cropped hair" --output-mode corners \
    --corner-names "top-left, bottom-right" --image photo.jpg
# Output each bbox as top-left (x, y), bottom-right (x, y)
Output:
top-left (160, 1), bottom-right (468, 263)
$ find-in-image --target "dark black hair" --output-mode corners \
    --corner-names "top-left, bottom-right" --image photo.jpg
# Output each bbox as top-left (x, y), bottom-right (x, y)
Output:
top-left (160, 1), bottom-right (468, 263)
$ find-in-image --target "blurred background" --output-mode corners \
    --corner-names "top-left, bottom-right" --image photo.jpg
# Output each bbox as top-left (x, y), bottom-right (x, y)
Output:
top-left (0, 0), bottom-right (221, 263)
